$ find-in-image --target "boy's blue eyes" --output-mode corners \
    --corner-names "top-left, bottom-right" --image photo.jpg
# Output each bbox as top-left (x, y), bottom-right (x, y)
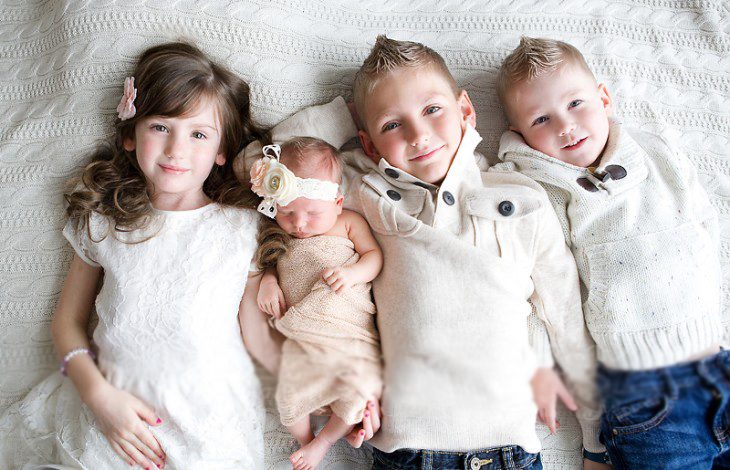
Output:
top-left (531, 100), bottom-right (585, 126)
top-left (381, 106), bottom-right (442, 132)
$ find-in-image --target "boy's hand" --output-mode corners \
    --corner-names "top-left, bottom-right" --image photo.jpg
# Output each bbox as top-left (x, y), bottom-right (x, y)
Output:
top-left (322, 266), bottom-right (356, 294)
top-left (346, 398), bottom-right (381, 448)
top-left (583, 459), bottom-right (612, 470)
top-left (257, 277), bottom-right (287, 319)
top-left (531, 367), bottom-right (577, 434)
top-left (84, 382), bottom-right (166, 469)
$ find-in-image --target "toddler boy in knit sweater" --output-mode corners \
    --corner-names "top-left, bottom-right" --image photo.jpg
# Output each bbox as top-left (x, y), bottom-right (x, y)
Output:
top-left (497, 37), bottom-right (725, 469)
top-left (239, 35), bottom-right (606, 470)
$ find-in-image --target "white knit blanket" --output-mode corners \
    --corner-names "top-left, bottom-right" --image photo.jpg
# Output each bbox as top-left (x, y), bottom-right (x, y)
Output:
top-left (1, 1), bottom-right (727, 469)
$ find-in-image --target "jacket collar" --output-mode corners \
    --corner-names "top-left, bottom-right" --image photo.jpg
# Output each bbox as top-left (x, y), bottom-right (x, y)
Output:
top-left (361, 125), bottom-right (484, 226)
top-left (498, 120), bottom-right (648, 197)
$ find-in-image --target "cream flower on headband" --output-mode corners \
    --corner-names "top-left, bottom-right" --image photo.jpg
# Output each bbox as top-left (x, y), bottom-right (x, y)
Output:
top-left (250, 144), bottom-right (340, 218)
top-left (252, 158), bottom-right (299, 207)
top-left (116, 77), bottom-right (137, 121)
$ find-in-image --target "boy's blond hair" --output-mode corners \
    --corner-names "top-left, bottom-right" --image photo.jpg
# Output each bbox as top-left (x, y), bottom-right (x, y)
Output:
top-left (353, 35), bottom-right (459, 122)
top-left (497, 37), bottom-right (595, 107)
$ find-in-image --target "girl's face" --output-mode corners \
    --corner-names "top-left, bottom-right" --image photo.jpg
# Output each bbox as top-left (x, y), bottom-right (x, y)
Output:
top-left (275, 196), bottom-right (343, 239)
top-left (123, 98), bottom-right (225, 208)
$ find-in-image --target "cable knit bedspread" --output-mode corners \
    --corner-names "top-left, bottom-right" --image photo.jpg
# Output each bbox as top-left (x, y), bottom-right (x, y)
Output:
top-left (0, 1), bottom-right (728, 469)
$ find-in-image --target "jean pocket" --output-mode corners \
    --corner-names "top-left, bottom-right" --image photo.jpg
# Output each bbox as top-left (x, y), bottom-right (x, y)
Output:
top-left (606, 395), bottom-right (673, 436)
top-left (513, 450), bottom-right (541, 469)
top-left (372, 449), bottom-right (418, 470)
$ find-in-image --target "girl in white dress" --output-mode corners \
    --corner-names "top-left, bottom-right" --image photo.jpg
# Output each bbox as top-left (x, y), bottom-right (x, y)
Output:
top-left (0, 42), bottom-right (267, 470)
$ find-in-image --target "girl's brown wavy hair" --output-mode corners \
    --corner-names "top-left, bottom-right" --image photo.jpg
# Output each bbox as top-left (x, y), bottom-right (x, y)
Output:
top-left (65, 42), bottom-right (265, 239)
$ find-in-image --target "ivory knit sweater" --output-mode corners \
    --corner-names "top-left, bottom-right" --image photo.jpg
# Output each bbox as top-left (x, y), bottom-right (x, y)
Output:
top-left (499, 122), bottom-right (722, 371)
top-left (242, 97), bottom-right (604, 453)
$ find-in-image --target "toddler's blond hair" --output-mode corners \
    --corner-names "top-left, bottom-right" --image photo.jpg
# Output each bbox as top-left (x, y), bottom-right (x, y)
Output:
top-left (497, 37), bottom-right (595, 108)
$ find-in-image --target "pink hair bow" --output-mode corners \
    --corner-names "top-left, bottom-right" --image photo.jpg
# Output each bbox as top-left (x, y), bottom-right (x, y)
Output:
top-left (116, 77), bottom-right (137, 120)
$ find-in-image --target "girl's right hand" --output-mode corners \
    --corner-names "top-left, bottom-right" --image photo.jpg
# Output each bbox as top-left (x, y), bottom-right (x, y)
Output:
top-left (84, 382), bottom-right (166, 468)
top-left (257, 276), bottom-right (287, 319)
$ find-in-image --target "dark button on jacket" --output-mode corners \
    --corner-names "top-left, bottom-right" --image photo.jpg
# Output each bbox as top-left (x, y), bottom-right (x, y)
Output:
top-left (387, 189), bottom-right (401, 201)
top-left (498, 200), bottom-right (515, 216)
top-left (442, 191), bottom-right (455, 205)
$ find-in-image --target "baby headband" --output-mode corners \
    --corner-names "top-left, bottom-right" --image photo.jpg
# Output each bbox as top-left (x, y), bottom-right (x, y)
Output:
top-left (250, 144), bottom-right (340, 218)
top-left (116, 77), bottom-right (137, 120)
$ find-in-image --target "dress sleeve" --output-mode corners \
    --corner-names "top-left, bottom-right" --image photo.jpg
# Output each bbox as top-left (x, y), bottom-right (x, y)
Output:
top-left (62, 216), bottom-right (101, 267)
top-left (247, 210), bottom-right (262, 273)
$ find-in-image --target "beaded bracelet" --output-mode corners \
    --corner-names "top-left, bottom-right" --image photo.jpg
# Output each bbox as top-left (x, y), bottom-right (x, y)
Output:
top-left (60, 347), bottom-right (97, 376)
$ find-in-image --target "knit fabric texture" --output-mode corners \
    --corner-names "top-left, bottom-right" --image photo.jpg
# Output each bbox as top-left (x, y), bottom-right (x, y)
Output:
top-left (274, 235), bottom-right (381, 427)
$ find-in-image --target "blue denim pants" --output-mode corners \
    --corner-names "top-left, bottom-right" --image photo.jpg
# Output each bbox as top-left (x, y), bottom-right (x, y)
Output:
top-left (371, 445), bottom-right (542, 470)
top-left (598, 349), bottom-right (730, 469)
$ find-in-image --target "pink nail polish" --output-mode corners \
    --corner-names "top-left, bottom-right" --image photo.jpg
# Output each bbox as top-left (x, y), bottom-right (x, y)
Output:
top-left (364, 411), bottom-right (369, 418)
top-left (156, 418), bottom-right (162, 424)
top-left (359, 430), bottom-right (365, 436)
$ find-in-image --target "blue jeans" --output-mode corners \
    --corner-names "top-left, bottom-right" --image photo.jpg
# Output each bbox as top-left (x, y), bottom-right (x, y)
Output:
top-left (599, 349), bottom-right (730, 469)
top-left (371, 445), bottom-right (542, 470)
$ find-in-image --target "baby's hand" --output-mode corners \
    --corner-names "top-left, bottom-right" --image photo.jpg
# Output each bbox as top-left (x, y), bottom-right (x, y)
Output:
top-left (257, 276), bottom-right (287, 319)
top-left (322, 266), bottom-right (356, 294)
top-left (531, 367), bottom-right (577, 434)
top-left (84, 382), bottom-right (166, 468)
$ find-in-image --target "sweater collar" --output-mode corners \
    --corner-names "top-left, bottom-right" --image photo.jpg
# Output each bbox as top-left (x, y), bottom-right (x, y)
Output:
top-left (498, 120), bottom-right (648, 197)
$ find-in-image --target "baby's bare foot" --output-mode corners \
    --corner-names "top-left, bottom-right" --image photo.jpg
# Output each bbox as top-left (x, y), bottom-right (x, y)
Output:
top-left (289, 434), bottom-right (333, 470)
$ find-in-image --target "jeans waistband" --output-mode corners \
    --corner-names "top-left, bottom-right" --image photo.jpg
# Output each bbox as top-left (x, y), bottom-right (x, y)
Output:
top-left (598, 349), bottom-right (730, 394)
top-left (372, 445), bottom-right (539, 470)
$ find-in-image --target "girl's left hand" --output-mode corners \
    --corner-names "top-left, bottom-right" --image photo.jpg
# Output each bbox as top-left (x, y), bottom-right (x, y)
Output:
top-left (322, 266), bottom-right (355, 293)
top-left (346, 397), bottom-right (381, 448)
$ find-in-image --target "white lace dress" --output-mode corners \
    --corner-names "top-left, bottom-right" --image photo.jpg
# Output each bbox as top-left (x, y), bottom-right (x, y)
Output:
top-left (0, 204), bottom-right (265, 470)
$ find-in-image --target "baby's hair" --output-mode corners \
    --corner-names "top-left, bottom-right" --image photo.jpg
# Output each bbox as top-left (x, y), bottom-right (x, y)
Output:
top-left (353, 35), bottom-right (459, 123)
top-left (65, 41), bottom-right (264, 239)
top-left (255, 136), bottom-right (342, 270)
top-left (279, 137), bottom-right (342, 185)
top-left (497, 36), bottom-right (595, 108)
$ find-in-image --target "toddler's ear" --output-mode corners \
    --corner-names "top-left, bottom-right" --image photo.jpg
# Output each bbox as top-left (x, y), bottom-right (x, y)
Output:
top-left (358, 130), bottom-right (380, 164)
top-left (598, 83), bottom-right (613, 115)
top-left (215, 152), bottom-right (226, 166)
top-left (458, 90), bottom-right (476, 128)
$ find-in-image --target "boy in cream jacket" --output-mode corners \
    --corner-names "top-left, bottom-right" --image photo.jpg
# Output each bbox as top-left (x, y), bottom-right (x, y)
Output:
top-left (241, 35), bottom-right (606, 470)
top-left (497, 37), bottom-right (724, 469)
